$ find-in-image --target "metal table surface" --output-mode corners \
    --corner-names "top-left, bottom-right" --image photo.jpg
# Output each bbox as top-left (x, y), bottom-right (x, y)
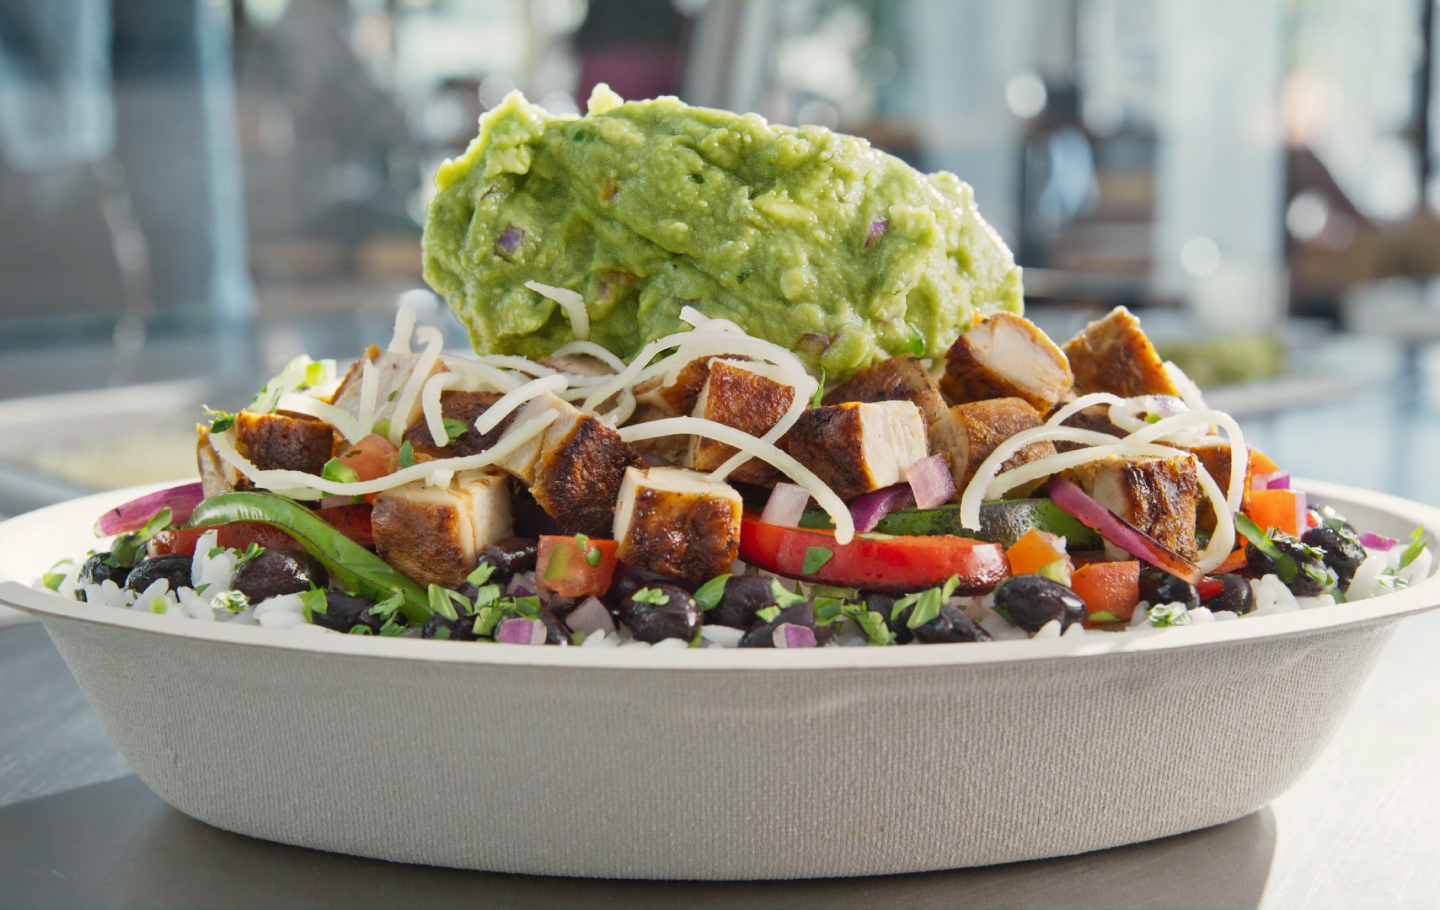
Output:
top-left (2, 608), bottom-right (1438, 910)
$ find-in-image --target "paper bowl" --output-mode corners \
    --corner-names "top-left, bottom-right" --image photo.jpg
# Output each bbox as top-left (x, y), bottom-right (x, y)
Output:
top-left (2, 479), bottom-right (1437, 880)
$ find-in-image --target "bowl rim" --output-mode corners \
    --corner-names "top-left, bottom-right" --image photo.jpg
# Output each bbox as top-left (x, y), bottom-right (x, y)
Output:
top-left (3, 478), bottom-right (1438, 672)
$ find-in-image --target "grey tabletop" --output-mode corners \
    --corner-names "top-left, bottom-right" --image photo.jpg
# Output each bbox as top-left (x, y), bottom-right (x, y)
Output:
top-left (2, 608), bottom-right (1438, 910)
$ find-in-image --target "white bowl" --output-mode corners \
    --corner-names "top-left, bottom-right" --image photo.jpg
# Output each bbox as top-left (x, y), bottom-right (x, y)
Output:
top-left (2, 479), bottom-right (1438, 880)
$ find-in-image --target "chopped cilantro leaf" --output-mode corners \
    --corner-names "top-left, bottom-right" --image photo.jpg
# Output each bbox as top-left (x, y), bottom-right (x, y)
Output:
top-left (387, 390), bottom-right (398, 402)
top-left (755, 605), bottom-right (781, 623)
top-left (811, 368), bottom-right (826, 408)
top-left (298, 587), bottom-right (328, 620)
top-left (1235, 513), bottom-right (1297, 583)
top-left (235, 542), bottom-right (265, 566)
top-left (585, 545), bottom-right (602, 567)
top-left (349, 625), bottom-right (374, 635)
top-left (110, 508), bottom-right (173, 568)
top-left (398, 439), bottom-right (414, 468)
top-left (372, 418), bottom-right (391, 439)
top-left (427, 584), bottom-right (459, 620)
top-left (693, 574), bottom-right (730, 611)
top-left (442, 418), bottom-right (469, 443)
top-left (321, 458), bottom-right (360, 484)
top-left (769, 578), bottom-right (806, 607)
top-left (631, 587), bottom-right (669, 605)
top-left (1400, 525), bottom-right (1428, 569)
top-left (466, 562), bottom-right (496, 586)
top-left (201, 405), bottom-right (235, 434)
top-left (736, 268), bottom-right (753, 284)
top-left (801, 546), bottom-right (833, 575)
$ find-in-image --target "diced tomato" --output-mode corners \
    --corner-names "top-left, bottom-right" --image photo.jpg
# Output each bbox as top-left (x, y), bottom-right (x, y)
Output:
top-left (1006, 529), bottom-right (1070, 577)
top-left (1196, 576), bottom-right (1225, 600)
top-left (148, 522), bottom-right (300, 557)
top-left (315, 504), bottom-right (374, 548)
top-left (337, 433), bottom-right (399, 481)
top-left (1307, 509), bottom-right (1321, 528)
top-left (1246, 489), bottom-right (1307, 537)
top-left (1070, 561), bottom-right (1140, 620)
top-left (535, 535), bottom-right (619, 598)
top-left (739, 513), bottom-right (1009, 594)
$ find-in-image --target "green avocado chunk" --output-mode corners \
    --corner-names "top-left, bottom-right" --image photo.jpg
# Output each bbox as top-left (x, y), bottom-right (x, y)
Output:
top-left (799, 499), bottom-right (1103, 551)
top-left (422, 85), bottom-right (1023, 381)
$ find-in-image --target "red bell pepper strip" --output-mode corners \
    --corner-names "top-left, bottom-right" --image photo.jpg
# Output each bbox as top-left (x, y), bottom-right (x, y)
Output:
top-left (739, 512), bottom-right (1009, 595)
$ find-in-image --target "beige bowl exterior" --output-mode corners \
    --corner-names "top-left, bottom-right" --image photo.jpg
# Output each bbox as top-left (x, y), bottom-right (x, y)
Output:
top-left (3, 479), bottom-right (1438, 880)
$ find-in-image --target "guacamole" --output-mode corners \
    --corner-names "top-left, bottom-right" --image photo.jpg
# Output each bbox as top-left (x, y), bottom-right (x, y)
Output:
top-left (423, 85), bottom-right (1023, 380)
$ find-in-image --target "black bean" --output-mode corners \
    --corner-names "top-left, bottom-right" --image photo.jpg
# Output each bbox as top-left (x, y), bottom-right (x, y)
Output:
top-left (477, 538), bottom-right (538, 581)
top-left (1139, 567), bottom-right (1199, 609)
top-left (1201, 574), bottom-right (1255, 616)
top-left (618, 583), bottom-right (700, 643)
top-left (76, 552), bottom-right (130, 599)
top-left (313, 590), bottom-right (391, 634)
top-left (862, 591), bottom-right (913, 645)
top-left (912, 605), bottom-right (992, 644)
top-left (123, 555), bottom-right (193, 595)
top-left (1301, 526), bottom-right (1366, 588)
top-left (230, 547), bottom-right (329, 604)
top-left (708, 575), bottom-right (778, 629)
top-left (991, 575), bottom-right (1087, 633)
top-left (1244, 535), bottom-right (1331, 597)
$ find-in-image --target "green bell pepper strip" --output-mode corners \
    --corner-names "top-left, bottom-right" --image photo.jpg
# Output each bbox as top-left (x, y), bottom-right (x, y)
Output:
top-left (189, 492), bottom-right (430, 624)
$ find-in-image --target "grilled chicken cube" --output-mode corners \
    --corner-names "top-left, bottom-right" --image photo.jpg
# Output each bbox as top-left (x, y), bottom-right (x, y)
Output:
top-left (941, 313), bottom-right (1074, 412)
top-left (613, 467), bottom-right (743, 582)
top-left (928, 398), bottom-right (1057, 494)
top-left (1049, 403), bottom-right (1124, 453)
top-left (371, 468), bottom-right (514, 588)
top-left (1062, 454), bottom-right (1201, 561)
top-left (1180, 441), bottom-right (1248, 531)
top-left (824, 354), bottom-right (949, 425)
top-left (623, 403), bottom-right (692, 467)
top-left (493, 393), bottom-right (642, 537)
top-left (784, 401), bottom-right (928, 500)
top-left (633, 356), bottom-right (749, 418)
top-left (197, 410), bottom-right (336, 495)
top-left (330, 344), bottom-right (450, 434)
top-left (1061, 306), bottom-right (1179, 398)
top-left (688, 359), bottom-right (796, 485)
top-left (402, 390), bottom-right (514, 460)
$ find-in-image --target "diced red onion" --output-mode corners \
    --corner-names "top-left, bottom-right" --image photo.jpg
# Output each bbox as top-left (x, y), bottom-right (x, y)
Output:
top-left (1360, 532), bottom-right (1398, 551)
top-left (849, 484), bottom-right (914, 533)
top-left (496, 224), bottom-right (526, 256)
top-left (772, 623), bottom-right (816, 649)
top-left (496, 617), bottom-right (546, 645)
top-left (506, 576), bottom-right (541, 601)
top-left (565, 596), bottom-right (615, 636)
top-left (760, 482), bottom-right (811, 527)
top-left (1252, 470), bottom-right (1290, 490)
top-left (1291, 491), bottom-right (1308, 535)
top-left (1048, 477), bottom-right (1204, 585)
top-left (1267, 474), bottom-right (1291, 490)
top-left (94, 482), bottom-right (204, 536)
top-left (865, 219), bottom-right (889, 248)
top-left (905, 454), bottom-right (955, 510)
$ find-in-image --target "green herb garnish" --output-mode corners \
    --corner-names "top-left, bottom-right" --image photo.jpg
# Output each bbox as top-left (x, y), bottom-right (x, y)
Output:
top-left (442, 418), bottom-right (469, 443)
top-left (379, 617), bottom-right (407, 636)
top-left (466, 563), bottom-right (496, 586)
top-left (202, 405), bottom-right (235, 434)
top-left (397, 439), bottom-right (414, 468)
top-left (109, 507), bottom-right (173, 568)
top-left (1147, 603), bottom-right (1191, 627)
top-left (755, 606), bottom-right (781, 623)
top-left (372, 418), bottom-right (391, 439)
top-left (631, 587), bottom-right (669, 606)
top-left (298, 587), bottom-right (328, 620)
top-left (768, 578), bottom-right (806, 608)
top-left (214, 590), bottom-right (249, 613)
top-left (387, 390), bottom-right (398, 402)
top-left (1400, 525), bottom-right (1428, 569)
top-left (801, 546), bottom-right (833, 575)
top-left (693, 574), bottom-right (730, 611)
top-left (811, 368), bottom-right (826, 408)
top-left (234, 542), bottom-right (265, 566)
top-left (41, 559), bottom-right (72, 591)
top-left (349, 625), bottom-right (374, 635)
top-left (321, 458), bottom-right (360, 484)
top-left (368, 592), bottom-right (406, 619)
top-left (1235, 513), bottom-right (1297, 583)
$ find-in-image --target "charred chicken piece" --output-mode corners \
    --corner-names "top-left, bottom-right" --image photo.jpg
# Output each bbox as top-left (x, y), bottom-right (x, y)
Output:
top-left (940, 312), bottom-right (1073, 412)
top-left (823, 354), bottom-right (949, 425)
top-left (1178, 441), bottom-right (1249, 531)
top-left (371, 468), bottom-right (514, 588)
top-left (927, 398), bottom-right (1056, 495)
top-left (783, 401), bottom-right (928, 501)
top-left (1061, 306), bottom-right (1179, 398)
top-left (494, 393), bottom-right (642, 537)
top-left (613, 467), bottom-right (743, 583)
top-left (1050, 403), bottom-right (1124, 453)
top-left (688, 359), bottom-right (796, 485)
top-left (1061, 454), bottom-right (1202, 561)
top-left (402, 390), bottom-right (513, 460)
top-left (198, 411), bottom-right (336, 497)
top-left (330, 344), bottom-right (450, 432)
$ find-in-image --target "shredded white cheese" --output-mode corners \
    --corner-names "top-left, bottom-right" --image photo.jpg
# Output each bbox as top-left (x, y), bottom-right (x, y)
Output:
top-left (525, 281), bottom-right (590, 341)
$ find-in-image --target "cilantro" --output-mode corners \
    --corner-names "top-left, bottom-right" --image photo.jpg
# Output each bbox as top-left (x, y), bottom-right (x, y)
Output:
top-left (349, 625), bottom-right (374, 635)
top-left (571, 630), bottom-right (589, 645)
top-left (470, 584), bottom-right (501, 609)
top-left (466, 563), bottom-right (496, 586)
top-left (214, 590), bottom-right (249, 613)
top-left (208, 547), bottom-right (226, 559)
top-left (194, 583), bottom-right (210, 595)
top-left (511, 596), bottom-right (541, 618)
top-left (893, 575), bottom-right (960, 630)
top-left (755, 605), bottom-right (781, 623)
top-left (442, 418), bottom-right (469, 443)
top-left (801, 546), bottom-right (833, 575)
top-left (472, 606), bottom-right (503, 638)
top-left (398, 440), bottom-right (414, 468)
top-left (1235, 513), bottom-right (1297, 583)
top-left (1400, 525), bottom-right (1428, 570)
top-left (379, 617), bottom-right (407, 636)
top-left (368, 592), bottom-right (406, 619)
top-left (737, 268), bottom-right (753, 284)
top-left (427, 584), bottom-right (459, 620)
top-left (387, 390), bottom-right (398, 402)
top-left (768, 578), bottom-right (806, 607)
top-left (110, 508), bottom-right (173, 568)
top-left (235, 542), bottom-right (265, 566)
top-left (372, 418), bottom-right (391, 439)
top-left (694, 574), bottom-right (730, 611)
top-left (843, 605), bottom-right (893, 646)
top-left (689, 629), bottom-right (704, 648)
top-left (1087, 611), bottom-right (1121, 623)
top-left (811, 368), bottom-right (826, 408)
top-left (321, 458), bottom-right (360, 484)
top-left (631, 587), bottom-right (670, 605)
top-left (202, 405), bottom-right (235, 434)
top-left (1147, 603), bottom-right (1191, 628)
top-left (812, 597), bottom-right (845, 624)
top-left (433, 625), bottom-right (451, 640)
top-left (298, 587), bottom-right (328, 621)
top-left (41, 560), bottom-right (71, 591)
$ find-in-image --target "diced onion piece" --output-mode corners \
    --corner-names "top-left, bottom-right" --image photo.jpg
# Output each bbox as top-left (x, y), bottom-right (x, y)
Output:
top-left (475, 373), bottom-right (569, 435)
top-left (565, 596), bottom-right (615, 636)
top-left (848, 484), bottom-right (914, 533)
top-left (905, 454), bottom-right (955, 509)
top-left (621, 416), bottom-right (854, 543)
top-left (1360, 532), bottom-right (1398, 551)
top-left (276, 393), bottom-right (363, 443)
top-left (773, 623), bottom-right (817, 648)
top-left (387, 326), bottom-right (445, 446)
top-left (497, 617), bottom-right (546, 645)
top-left (525, 281), bottom-right (589, 341)
top-left (207, 408), bottom-right (559, 497)
top-left (762, 483), bottom-right (811, 527)
top-left (356, 359), bottom-right (379, 438)
top-left (1049, 476), bottom-right (1204, 584)
top-left (551, 340), bottom-right (625, 373)
top-left (94, 482), bottom-right (204, 536)
top-left (421, 372), bottom-right (463, 447)
top-left (1262, 472), bottom-right (1291, 490)
top-left (388, 304), bottom-right (416, 354)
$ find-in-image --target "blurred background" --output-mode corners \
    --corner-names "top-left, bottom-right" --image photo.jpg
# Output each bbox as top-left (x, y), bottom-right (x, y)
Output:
top-left (3, 0), bottom-right (1440, 517)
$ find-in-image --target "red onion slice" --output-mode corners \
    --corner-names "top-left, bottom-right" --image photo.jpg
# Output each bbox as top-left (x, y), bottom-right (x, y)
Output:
top-left (94, 482), bottom-right (204, 537)
top-left (1265, 473), bottom-right (1291, 490)
top-left (905, 454), bottom-right (955, 510)
top-left (1048, 477), bottom-right (1204, 585)
top-left (849, 484), bottom-right (914, 533)
top-left (496, 617), bottom-right (546, 645)
top-left (760, 482), bottom-right (810, 527)
top-left (495, 224), bottom-right (526, 257)
top-left (865, 219), bottom-right (889, 248)
top-left (565, 596), bottom-right (615, 636)
top-left (772, 623), bottom-right (817, 649)
top-left (1360, 532), bottom-right (1398, 551)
